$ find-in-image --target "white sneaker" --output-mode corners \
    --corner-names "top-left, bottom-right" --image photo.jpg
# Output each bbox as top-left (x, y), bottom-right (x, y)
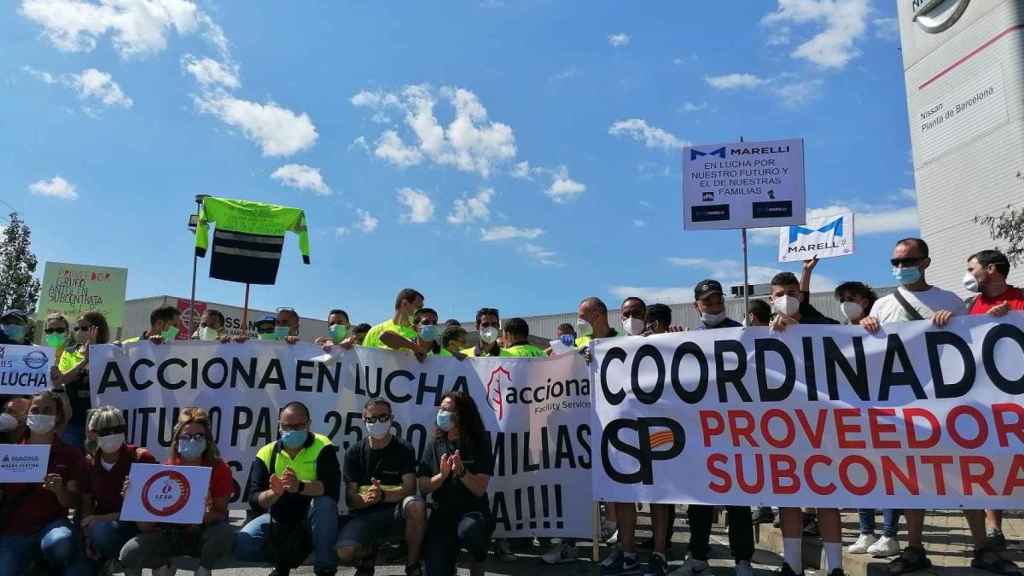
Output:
top-left (734, 560), bottom-right (754, 576)
top-left (867, 535), bottom-right (900, 557)
top-left (848, 533), bottom-right (877, 554)
top-left (601, 520), bottom-right (618, 540)
top-left (670, 557), bottom-right (709, 576)
top-left (542, 541), bottom-right (578, 564)
top-left (606, 529), bottom-right (620, 546)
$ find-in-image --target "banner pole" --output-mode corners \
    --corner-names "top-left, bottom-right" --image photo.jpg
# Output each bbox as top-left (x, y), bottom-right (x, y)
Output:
top-left (241, 283), bottom-right (251, 335)
top-left (592, 502), bottom-right (600, 563)
top-left (742, 228), bottom-right (750, 323)
top-left (187, 195), bottom-right (205, 338)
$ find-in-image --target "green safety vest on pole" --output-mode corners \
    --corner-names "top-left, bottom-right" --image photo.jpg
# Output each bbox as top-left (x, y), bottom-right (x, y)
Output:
top-left (195, 196), bottom-right (310, 285)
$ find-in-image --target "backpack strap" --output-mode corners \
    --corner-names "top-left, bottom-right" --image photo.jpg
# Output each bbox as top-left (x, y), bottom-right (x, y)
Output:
top-left (893, 288), bottom-right (926, 321)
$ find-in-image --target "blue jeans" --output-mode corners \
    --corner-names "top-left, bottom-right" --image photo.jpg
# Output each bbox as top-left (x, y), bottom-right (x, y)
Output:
top-left (0, 518), bottom-right (92, 576)
top-left (86, 519), bottom-right (137, 562)
top-left (234, 495), bottom-right (339, 572)
top-left (858, 509), bottom-right (901, 538)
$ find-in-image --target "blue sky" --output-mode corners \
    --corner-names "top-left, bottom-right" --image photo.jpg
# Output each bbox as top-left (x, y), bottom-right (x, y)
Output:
top-left (2, 0), bottom-right (917, 324)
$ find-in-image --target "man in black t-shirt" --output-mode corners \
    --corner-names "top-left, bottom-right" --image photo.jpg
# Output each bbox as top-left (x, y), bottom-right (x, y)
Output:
top-left (337, 399), bottom-right (425, 576)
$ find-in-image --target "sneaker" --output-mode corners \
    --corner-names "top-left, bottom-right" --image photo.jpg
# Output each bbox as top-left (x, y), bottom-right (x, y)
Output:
top-left (777, 563), bottom-right (802, 576)
top-left (606, 529), bottom-right (620, 546)
top-left (469, 559), bottom-right (486, 576)
top-left (848, 534), bottom-right (877, 554)
top-left (354, 557), bottom-right (376, 576)
top-left (671, 557), bottom-right (709, 576)
top-left (542, 541), bottom-right (578, 565)
top-left (988, 530), bottom-right (1008, 551)
top-left (601, 520), bottom-right (618, 540)
top-left (643, 554), bottom-right (669, 576)
top-left (735, 560), bottom-right (754, 576)
top-left (971, 545), bottom-right (1021, 576)
top-left (494, 539), bottom-right (516, 562)
top-left (753, 507), bottom-right (775, 524)
top-left (601, 550), bottom-right (643, 575)
top-left (867, 535), bottom-right (900, 558)
top-left (153, 566), bottom-right (177, 576)
top-left (404, 563), bottom-right (422, 576)
top-left (827, 570), bottom-right (845, 576)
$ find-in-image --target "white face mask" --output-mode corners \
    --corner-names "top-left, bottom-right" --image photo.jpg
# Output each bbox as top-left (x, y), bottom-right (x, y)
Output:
top-left (366, 420), bottom-right (391, 440)
top-left (480, 326), bottom-right (499, 344)
top-left (773, 295), bottom-right (800, 317)
top-left (622, 317), bottom-right (644, 336)
top-left (0, 412), bottom-right (17, 432)
top-left (963, 272), bottom-right (981, 293)
top-left (197, 326), bottom-right (220, 341)
top-left (840, 301), bottom-right (864, 323)
top-left (576, 318), bottom-right (593, 337)
top-left (701, 311), bottom-right (727, 327)
top-left (27, 414), bottom-right (56, 435)
top-left (97, 434), bottom-right (124, 454)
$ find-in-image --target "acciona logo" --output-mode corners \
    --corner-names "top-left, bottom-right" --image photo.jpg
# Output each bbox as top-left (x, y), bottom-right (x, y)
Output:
top-left (913, 0), bottom-right (970, 34)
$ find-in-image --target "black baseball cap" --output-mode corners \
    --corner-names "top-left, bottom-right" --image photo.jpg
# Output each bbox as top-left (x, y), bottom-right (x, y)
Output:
top-left (694, 279), bottom-right (723, 301)
top-left (1, 309), bottom-right (29, 323)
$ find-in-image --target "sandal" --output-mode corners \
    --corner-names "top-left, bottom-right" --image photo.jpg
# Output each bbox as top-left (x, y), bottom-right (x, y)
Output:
top-left (972, 546), bottom-right (1022, 576)
top-left (887, 546), bottom-right (932, 575)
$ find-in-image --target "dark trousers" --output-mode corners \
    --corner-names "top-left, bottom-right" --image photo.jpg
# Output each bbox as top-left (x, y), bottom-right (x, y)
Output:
top-left (424, 510), bottom-right (493, 576)
top-left (687, 505), bottom-right (754, 562)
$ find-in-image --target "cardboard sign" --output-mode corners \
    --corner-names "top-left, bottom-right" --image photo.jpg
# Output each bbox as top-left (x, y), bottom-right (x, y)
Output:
top-left (121, 463), bottom-right (211, 524)
top-left (36, 262), bottom-right (128, 328)
top-left (0, 345), bottom-right (54, 394)
top-left (778, 212), bottom-right (855, 262)
top-left (0, 444), bottom-right (51, 483)
top-left (683, 138), bottom-right (806, 230)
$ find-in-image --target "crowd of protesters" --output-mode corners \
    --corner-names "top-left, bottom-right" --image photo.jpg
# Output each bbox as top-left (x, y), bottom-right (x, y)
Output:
top-left (0, 237), bottom-right (1021, 576)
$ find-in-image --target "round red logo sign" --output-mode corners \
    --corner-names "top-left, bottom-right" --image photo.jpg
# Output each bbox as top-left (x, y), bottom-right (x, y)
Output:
top-left (141, 470), bottom-right (192, 517)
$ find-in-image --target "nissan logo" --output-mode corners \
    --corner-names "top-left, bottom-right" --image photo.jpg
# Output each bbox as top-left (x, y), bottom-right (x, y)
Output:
top-left (913, 0), bottom-right (970, 34)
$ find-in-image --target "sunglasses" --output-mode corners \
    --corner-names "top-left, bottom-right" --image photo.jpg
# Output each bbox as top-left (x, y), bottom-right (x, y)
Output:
top-left (95, 426), bottom-right (126, 437)
top-left (890, 257), bottom-right (924, 267)
top-left (364, 415), bottom-right (391, 424)
top-left (74, 325), bottom-right (91, 332)
top-left (179, 433), bottom-right (207, 442)
top-left (280, 422), bottom-right (308, 431)
top-left (44, 328), bottom-right (67, 335)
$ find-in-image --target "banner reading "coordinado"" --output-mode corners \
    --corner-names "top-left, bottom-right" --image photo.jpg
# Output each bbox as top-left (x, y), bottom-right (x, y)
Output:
top-left (90, 342), bottom-right (594, 538)
top-left (592, 314), bottom-right (1024, 509)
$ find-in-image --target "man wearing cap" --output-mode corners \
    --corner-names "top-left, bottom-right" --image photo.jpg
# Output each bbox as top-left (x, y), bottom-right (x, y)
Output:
top-left (0, 309), bottom-right (32, 344)
top-left (692, 280), bottom-right (742, 330)
top-left (680, 286), bottom-right (755, 576)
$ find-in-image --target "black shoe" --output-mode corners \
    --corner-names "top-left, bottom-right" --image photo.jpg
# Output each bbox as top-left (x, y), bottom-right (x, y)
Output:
top-left (405, 563), bottom-right (423, 576)
top-left (269, 570), bottom-right (290, 576)
top-left (779, 563), bottom-right (803, 576)
top-left (828, 570), bottom-right (845, 576)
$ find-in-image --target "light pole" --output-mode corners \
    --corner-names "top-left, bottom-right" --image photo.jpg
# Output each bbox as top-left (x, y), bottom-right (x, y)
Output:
top-left (187, 194), bottom-right (210, 337)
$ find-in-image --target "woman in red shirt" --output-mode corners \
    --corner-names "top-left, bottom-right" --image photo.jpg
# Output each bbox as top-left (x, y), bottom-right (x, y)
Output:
top-left (0, 390), bottom-right (91, 575)
top-left (118, 407), bottom-right (234, 576)
top-left (79, 405), bottom-right (157, 571)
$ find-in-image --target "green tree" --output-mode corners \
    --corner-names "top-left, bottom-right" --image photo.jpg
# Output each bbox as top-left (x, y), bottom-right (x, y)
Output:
top-left (0, 212), bottom-right (42, 312)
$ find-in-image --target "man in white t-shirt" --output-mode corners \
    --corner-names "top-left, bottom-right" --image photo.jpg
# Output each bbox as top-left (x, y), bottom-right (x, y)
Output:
top-left (860, 238), bottom-right (1015, 576)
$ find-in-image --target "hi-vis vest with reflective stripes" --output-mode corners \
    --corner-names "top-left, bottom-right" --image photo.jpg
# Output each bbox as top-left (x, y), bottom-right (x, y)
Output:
top-left (256, 433), bottom-right (332, 483)
top-left (195, 196), bottom-right (311, 285)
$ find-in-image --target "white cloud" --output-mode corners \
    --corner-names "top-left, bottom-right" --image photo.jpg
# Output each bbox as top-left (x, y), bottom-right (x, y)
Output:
top-left (609, 286), bottom-right (694, 304)
top-left (480, 226), bottom-right (543, 241)
top-left (335, 227), bottom-right (349, 237)
top-left (609, 118), bottom-right (687, 151)
top-left (194, 93), bottom-right (317, 157)
top-left (29, 175), bottom-right (77, 200)
top-left (448, 187), bottom-right (494, 225)
top-left (181, 54), bottom-right (239, 89)
top-left (23, 65), bottom-right (57, 84)
top-left (898, 187), bottom-right (916, 201)
top-left (706, 73), bottom-right (768, 90)
top-left (351, 84), bottom-right (516, 178)
top-left (20, 0), bottom-right (201, 57)
top-left (510, 160), bottom-right (540, 180)
top-left (521, 243), bottom-right (559, 266)
top-left (874, 17), bottom-right (898, 41)
top-left (546, 166), bottom-right (586, 203)
top-left (774, 78), bottom-right (823, 107)
top-left (355, 209), bottom-right (379, 233)
top-left (24, 66), bottom-right (133, 109)
top-left (682, 101), bottom-right (708, 113)
top-left (608, 33), bottom-right (630, 47)
top-left (762, 0), bottom-right (870, 69)
top-left (271, 164), bottom-right (330, 196)
top-left (633, 219), bottom-right (647, 228)
top-left (397, 187), bottom-right (434, 224)
top-left (656, 257), bottom-right (840, 299)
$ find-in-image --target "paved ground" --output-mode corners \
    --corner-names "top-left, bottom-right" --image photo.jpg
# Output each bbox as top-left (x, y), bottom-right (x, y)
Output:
top-left (146, 508), bottom-right (1023, 576)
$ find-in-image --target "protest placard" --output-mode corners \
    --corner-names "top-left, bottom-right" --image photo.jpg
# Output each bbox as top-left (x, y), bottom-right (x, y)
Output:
top-left (121, 463), bottom-right (212, 524)
top-left (0, 444), bottom-right (50, 483)
top-left (0, 344), bottom-right (54, 394)
top-left (36, 261), bottom-right (128, 328)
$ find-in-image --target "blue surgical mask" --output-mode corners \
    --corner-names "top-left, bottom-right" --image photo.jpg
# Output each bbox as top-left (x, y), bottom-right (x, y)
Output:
top-left (280, 429), bottom-right (308, 449)
top-left (559, 334), bottom-right (575, 347)
top-left (2, 325), bottom-right (26, 342)
top-left (436, 410), bottom-right (454, 432)
top-left (892, 266), bottom-right (922, 286)
top-left (178, 437), bottom-right (207, 460)
top-left (419, 324), bottom-right (440, 342)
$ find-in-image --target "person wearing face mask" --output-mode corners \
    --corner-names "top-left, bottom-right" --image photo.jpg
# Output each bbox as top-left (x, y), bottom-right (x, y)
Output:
top-left (692, 280), bottom-right (742, 329)
top-left (119, 407), bottom-right (234, 576)
top-left (236, 401), bottom-right (341, 576)
top-left (336, 399), bottom-right (425, 576)
top-left (120, 306), bottom-right (182, 345)
top-left (440, 325), bottom-right (469, 359)
top-left (363, 289), bottom-right (432, 361)
top-left (964, 250), bottom-right (1021, 552)
top-left (78, 406), bottom-right (157, 571)
top-left (0, 309), bottom-right (31, 345)
top-left (418, 392), bottom-right (493, 576)
top-left (462, 307), bottom-right (504, 358)
top-left (43, 313), bottom-right (71, 362)
top-left (619, 297), bottom-right (648, 336)
top-left (413, 308), bottom-right (443, 355)
top-left (53, 311), bottom-right (111, 450)
top-left (832, 282), bottom-right (878, 325)
top-left (191, 309), bottom-right (226, 341)
top-left (0, 390), bottom-right (91, 575)
top-left (316, 309), bottom-right (355, 348)
top-left (768, 272), bottom-right (839, 332)
top-left (0, 397), bottom-right (30, 443)
top-left (501, 318), bottom-right (546, 357)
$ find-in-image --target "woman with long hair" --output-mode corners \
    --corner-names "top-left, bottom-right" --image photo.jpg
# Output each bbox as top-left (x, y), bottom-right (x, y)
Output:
top-left (118, 407), bottom-right (234, 576)
top-left (53, 310), bottom-right (110, 449)
top-left (417, 391), bottom-right (494, 576)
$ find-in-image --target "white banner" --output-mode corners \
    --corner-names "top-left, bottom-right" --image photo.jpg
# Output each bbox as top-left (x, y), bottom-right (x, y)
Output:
top-left (91, 342), bottom-right (593, 538)
top-left (0, 344), bottom-right (54, 394)
top-left (592, 315), bottom-right (1024, 509)
top-left (778, 212), bottom-right (854, 263)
